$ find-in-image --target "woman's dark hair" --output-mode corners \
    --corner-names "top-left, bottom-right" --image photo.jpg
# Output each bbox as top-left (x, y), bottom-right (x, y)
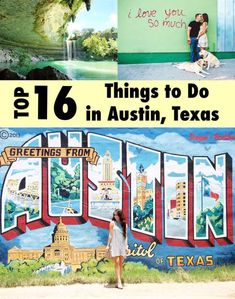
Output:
top-left (112, 209), bottom-right (127, 238)
top-left (202, 13), bottom-right (209, 23)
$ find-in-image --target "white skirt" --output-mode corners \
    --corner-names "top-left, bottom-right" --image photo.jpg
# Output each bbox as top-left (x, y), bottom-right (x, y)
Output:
top-left (198, 34), bottom-right (208, 48)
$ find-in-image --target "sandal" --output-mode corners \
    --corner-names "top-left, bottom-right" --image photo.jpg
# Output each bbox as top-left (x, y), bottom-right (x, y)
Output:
top-left (117, 283), bottom-right (123, 289)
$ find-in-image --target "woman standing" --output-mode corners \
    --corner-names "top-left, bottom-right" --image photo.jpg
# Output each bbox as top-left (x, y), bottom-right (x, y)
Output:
top-left (197, 13), bottom-right (209, 50)
top-left (106, 209), bottom-right (128, 289)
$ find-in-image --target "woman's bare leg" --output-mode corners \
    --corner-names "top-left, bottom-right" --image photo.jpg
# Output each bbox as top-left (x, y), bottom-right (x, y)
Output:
top-left (119, 256), bottom-right (124, 283)
top-left (113, 257), bottom-right (121, 287)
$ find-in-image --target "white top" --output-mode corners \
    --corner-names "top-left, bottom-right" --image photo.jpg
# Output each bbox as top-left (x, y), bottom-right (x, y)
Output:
top-left (110, 220), bottom-right (127, 257)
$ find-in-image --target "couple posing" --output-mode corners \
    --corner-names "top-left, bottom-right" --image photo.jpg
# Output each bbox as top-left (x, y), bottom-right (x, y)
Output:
top-left (187, 13), bottom-right (209, 62)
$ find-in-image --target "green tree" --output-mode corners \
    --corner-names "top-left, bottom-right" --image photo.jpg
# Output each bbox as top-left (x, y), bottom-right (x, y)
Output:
top-left (0, 263), bottom-right (8, 275)
top-left (108, 39), bottom-right (117, 59)
top-left (78, 28), bottom-right (94, 44)
top-left (196, 202), bottom-right (224, 237)
top-left (82, 33), bottom-right (109, 59)
top-left (7, 258), bottom-right (59, 274)
top-left (59, 0), bottom-right (74, 9)
top-left (101, 27), bottom-right (117, 40)
top-left (80, 259), bottom-right (99, 275)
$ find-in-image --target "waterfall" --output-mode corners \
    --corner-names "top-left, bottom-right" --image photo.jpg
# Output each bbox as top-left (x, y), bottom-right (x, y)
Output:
top-left (63, 38), bottom-right (67, 60)
top-left (66, 40), bottom-right (77, 60)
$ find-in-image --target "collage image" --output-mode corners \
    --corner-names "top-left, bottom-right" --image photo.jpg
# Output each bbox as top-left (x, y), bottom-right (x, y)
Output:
top-left (0, 0), bottom-right (234, 80)
top-left (0, 0), bottom-right (235, 298)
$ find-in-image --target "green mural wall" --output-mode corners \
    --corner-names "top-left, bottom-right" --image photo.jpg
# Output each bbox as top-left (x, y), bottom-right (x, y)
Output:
top-left (118, 0), bottom-right (217, 63)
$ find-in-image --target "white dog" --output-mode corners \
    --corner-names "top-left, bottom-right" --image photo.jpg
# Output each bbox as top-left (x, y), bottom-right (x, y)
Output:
top-left (199, 49), bottom-right (221, 69)
top-left (174, 59), bottom-right (209, 78)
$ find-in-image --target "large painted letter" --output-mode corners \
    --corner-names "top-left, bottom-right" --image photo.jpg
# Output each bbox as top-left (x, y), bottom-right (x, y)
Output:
top-left (164, 153), bottom-right (191, 246)
top-left (127, 142), bottom-right (162, 243)
top-left (87, 133), bottom-right (123, 229)
top-left (193, 154), bottom-right (233, 246)
top-left (1, 135), bottom-right (43, 239)
top-left (47, 131), bottom-right (83, 225)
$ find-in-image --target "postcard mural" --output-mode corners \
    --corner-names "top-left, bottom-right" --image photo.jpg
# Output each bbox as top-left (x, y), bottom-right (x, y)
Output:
top-left (0, 127), bottom-right (234, 273)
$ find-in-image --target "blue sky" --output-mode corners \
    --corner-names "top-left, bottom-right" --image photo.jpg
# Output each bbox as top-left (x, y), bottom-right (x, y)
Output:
top-left (88, 133), bottom-right (121, 162)
top-left (67, 0), bottom-right (117, 35)
top-left (128, 144), bottom-right (160, 169)
top-left (15, 221), bottom-right (106, 249)
top-left (166, 155), bottom-right (187, 164)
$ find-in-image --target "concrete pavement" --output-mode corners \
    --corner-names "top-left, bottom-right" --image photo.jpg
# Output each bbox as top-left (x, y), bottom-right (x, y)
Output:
top-left (118, 59), bottom-right (235, 80)
top-left (1, 282), bottom-right (235, 299)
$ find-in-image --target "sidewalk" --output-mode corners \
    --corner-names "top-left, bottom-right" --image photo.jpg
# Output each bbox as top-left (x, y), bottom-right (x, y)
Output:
top-left (1, 282), bottom-right (235, 299)
top-left (118, 59), bottom-right (235, 80)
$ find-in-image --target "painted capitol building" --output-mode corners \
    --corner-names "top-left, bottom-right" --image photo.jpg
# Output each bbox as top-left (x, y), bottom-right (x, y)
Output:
top-left (8, 219), bottom-right (106, 271)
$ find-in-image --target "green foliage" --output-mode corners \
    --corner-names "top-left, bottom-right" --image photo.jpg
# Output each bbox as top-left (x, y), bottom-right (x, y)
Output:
top-left (5, 200), bottom-right (25, 228)
top-left (80, 258), bottom-right (99, 275)
top-left (59, 0), bottom-right (84, 11)
top-left (196, 202), bottom-right (224, 237)
top-left (26, 207), bottom-right (40, 219)
top-left (5, 200), bottom-right (17, 214)
top-left (66, 27), bottom-right (118, 60)
top-left (78, 258), bottom-right (113, 277)
top-left (51, 161), bottom-right (80, 201)
top-left (137, 217), bottom-right (154, 232)
top-left (108, 39), bottom-right (118, 59)
top-left (0, 260), bottom-right (235, 287)
top-left (82, 33), bottom-right (109, 59)
top-left (4, 199), bottom-right (39, 228)
top-left (123, 262), bottom-right (165, 283)
top-left (101, 27), bottom-right (118, 41)
top-left (96, 258), bottom-right (114, 274)
top-left (75, 27), bottom-right (117, 60)
top-left (0, 263), bottom-right (9, 275)
top-left (13, 47), bottom-right (32, 67)
top-left (7, 257), bottom-right (58, 274)
top-left (59, 0), bottom-right (75, 9)
top-left (144, 197), bottom-right (154, 214)
top-left (133, 198), bottom-right (154, 232)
